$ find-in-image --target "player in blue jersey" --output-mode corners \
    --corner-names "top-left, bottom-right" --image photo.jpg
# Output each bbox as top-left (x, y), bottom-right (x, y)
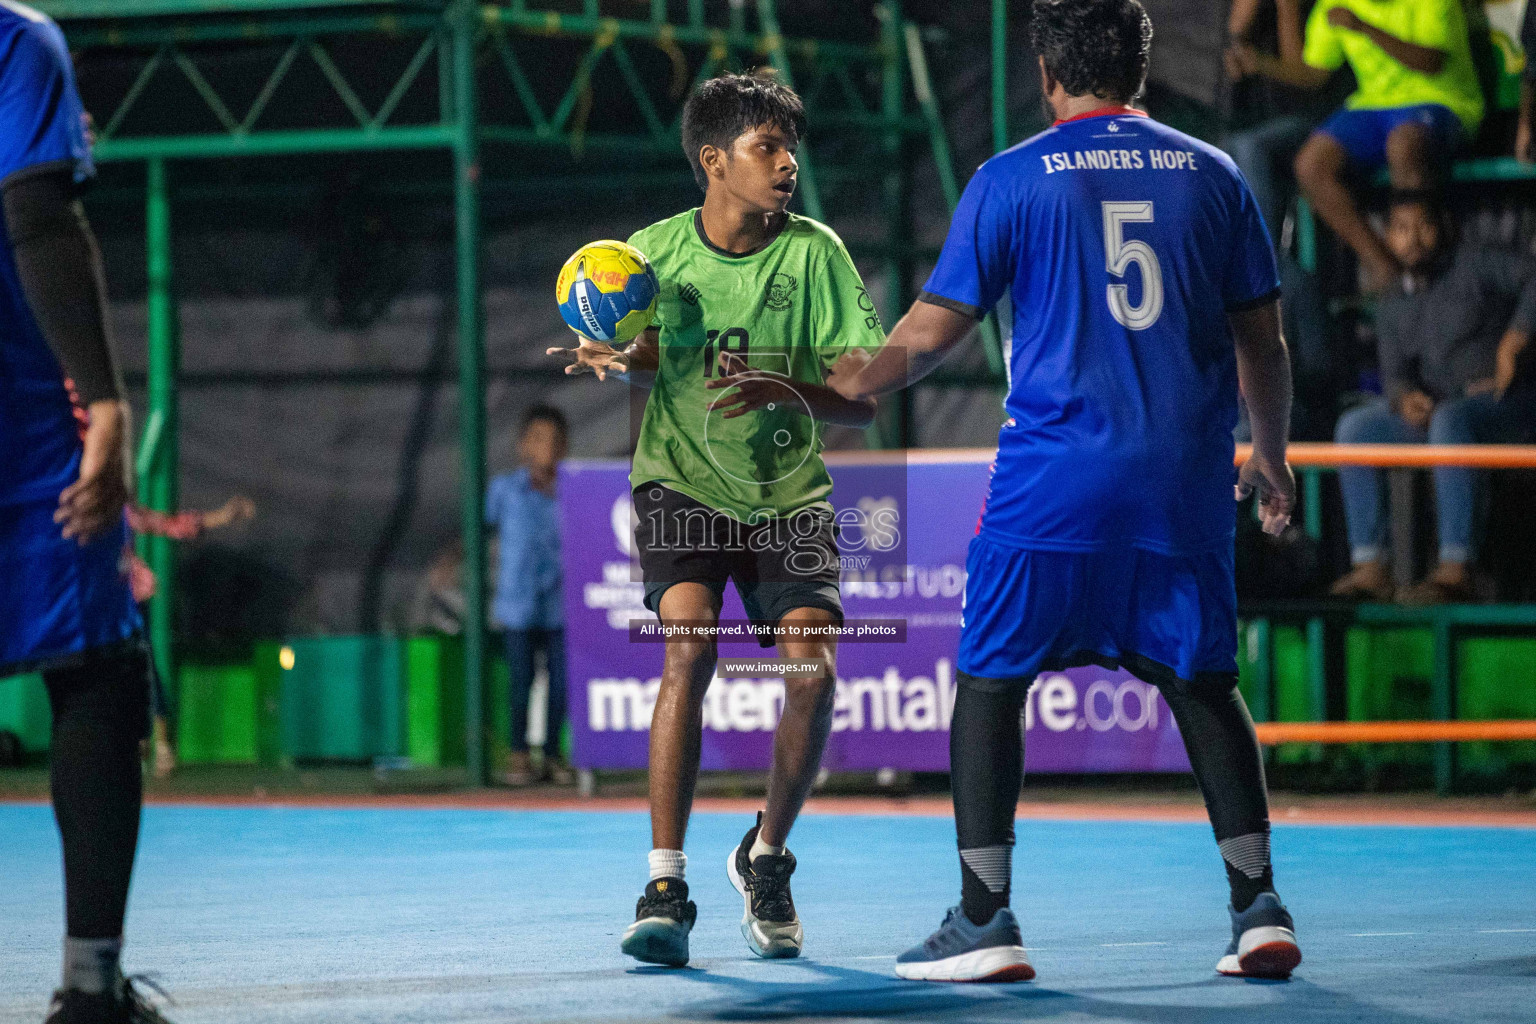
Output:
top-left (0, 3), bottom-right (175, 1021)
top-left (830, 0), bottom-right (1301, 983)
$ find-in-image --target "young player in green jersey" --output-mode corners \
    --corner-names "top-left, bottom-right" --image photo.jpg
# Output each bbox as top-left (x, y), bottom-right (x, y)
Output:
top-left (549, 71), bottom-right (884, 967)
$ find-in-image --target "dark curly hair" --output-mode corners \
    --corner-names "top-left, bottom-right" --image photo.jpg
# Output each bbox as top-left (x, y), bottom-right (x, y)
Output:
top-left (1030, 0), bottom-right (1153, 104)
top-left (681, 70), bottom-right (805, 192)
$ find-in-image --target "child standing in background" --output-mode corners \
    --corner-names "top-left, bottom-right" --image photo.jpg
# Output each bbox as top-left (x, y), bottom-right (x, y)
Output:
top-left (486, 405), bottom-right (572, 785)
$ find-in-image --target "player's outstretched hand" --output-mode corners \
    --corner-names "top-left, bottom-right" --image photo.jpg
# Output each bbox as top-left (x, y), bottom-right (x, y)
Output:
top-left (546, 336), bottom-right (628, 381)
top-left (1236, 453), bottom-right (1296, 537)
top-left (56, 399), bottom-right (131, 545)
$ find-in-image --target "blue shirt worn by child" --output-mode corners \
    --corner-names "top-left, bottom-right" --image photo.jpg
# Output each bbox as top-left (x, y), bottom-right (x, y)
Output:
top-left (486, 468), bottom-right (563, 630)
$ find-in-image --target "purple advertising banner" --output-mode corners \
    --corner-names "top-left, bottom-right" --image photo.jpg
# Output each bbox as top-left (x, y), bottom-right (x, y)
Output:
top-left (561, 454), bottom-right (1191, 774)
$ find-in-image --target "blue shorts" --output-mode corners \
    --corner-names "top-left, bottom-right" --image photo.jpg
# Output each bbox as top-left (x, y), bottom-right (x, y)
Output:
top-left (1315, 104), bottom-right (1463, 172)
top-left (0, 496), bottom-right (141, 676)
top-left (956, 535), bottom-right (1238, 686)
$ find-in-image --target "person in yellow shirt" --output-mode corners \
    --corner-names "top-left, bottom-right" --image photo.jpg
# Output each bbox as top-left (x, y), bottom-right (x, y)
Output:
top-left (1235, 0), bottom-right (1484, 290)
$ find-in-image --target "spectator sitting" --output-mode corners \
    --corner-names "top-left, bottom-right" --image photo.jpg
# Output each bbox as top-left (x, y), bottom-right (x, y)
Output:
top-left (1225, 0), bottom-right (1322, 241)
top-left (1237, 0), bottom-right (1484, 291)
top-left (486, 404), bottom-right (572, 786)
top-left (1330, 191), bottom-right (1534, 604)
top-left (1225, 0), bottom-right (1341, 436)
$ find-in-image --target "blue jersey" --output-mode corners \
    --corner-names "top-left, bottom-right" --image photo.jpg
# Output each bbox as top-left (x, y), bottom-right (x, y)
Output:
top-left (923, 110), bottom-right (1279, 557)
top-left (0, 2), bottom-right (137, 675)
top-left (0, 0), bottom-right (95, 506)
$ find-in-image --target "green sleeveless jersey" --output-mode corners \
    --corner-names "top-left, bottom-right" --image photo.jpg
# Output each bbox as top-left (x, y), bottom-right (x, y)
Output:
top-left (625, 209), bottom-right (885, 521)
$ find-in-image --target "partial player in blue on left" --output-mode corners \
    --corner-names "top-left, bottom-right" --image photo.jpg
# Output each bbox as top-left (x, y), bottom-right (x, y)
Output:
top-left (0, 2), bottom-right (179, 1020)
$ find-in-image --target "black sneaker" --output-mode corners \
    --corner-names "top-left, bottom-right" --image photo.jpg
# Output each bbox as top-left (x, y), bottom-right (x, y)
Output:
top-left (620, 877), bottom-right (696, 967)
top-left (726, 812), bottom-right (803, 958)
top-left (45, 976), bottom-right (176, 1024)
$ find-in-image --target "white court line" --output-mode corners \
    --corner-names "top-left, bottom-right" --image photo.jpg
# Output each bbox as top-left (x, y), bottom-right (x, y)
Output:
top-left (1479, 928), bottom-right (1536, 933)
top-left (1101, 942), bottom-right (1166, 947)
top-left (852, 955), bottom-right (896, 960)
top-left (1348, 932), bottom-right (1416, 937)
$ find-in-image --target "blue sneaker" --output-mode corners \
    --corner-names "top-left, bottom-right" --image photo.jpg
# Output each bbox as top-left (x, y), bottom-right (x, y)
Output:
top-left (895, 906), bottom-right (1034, 982)
top-left (1216, 892), bottom-right (1301, 979)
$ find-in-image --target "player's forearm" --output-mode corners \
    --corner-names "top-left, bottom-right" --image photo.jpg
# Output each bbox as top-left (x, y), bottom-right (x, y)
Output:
top-left (838, 300), bottom-right (976, 401)
top-left (616, 367), bottom-right (656, 390)
top-left (83, 397), bottom-right (135, 493)
top-left (3, 171), bottom-right (124, 405)
top-left (1232, 304), bottom-right (1293, 464)
top-left (1228, 0), bottom-right (1263, 41)
top-left (1360, 27), bottom-right (1445, 76)
top-left (1239, 345), bottom-right (1292, 463)
top-left (1275, 0), bottom-right (1305, 63)
top-left (1497, 328), bottom-right (1530, 373)
top-left (1521, 80), bottom-right (1536, 139)
top-left (840, 343), bottom-right (938, 401)
top-left (616, 334), bottom-right (659, 389)
top-left (1250, 51), bottom-right (1330, 89)
top-left (797, 381), bottom-right (877, 428)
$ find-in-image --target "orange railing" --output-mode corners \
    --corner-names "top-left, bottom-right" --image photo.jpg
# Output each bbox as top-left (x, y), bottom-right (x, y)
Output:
top-left (1231, 443), bottom-right (1536, 790)
top-left (1235, 443), bottom-right (1536, 469)
top-left (1256, 721), bottom-right (1536, 745)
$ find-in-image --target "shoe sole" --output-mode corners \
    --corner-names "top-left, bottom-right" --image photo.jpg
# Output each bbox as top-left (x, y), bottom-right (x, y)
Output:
top-left (894, 944), bottom-right (1035, 983)
top-left (1217, 926), bottom-right (1302, 979)
top-left (621, 916), bottom-right (690, 967)
top-left (726, 846), bottom-right (803, 959)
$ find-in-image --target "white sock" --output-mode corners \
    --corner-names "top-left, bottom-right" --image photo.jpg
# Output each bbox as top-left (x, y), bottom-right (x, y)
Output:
top-left (749, 835), bottom-right (786, 861)
top-left (63, 937), bottom-right (121, 995)
top-left (648, 848), bottom-right (687, 881)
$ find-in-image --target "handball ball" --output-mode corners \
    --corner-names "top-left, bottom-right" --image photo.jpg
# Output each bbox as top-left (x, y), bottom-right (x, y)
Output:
top-left (556, 240), bottom-right (659, 345)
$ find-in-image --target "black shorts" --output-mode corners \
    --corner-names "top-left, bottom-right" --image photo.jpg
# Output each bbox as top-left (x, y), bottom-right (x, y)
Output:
top-left (633, 483), bottom-right (842, 647)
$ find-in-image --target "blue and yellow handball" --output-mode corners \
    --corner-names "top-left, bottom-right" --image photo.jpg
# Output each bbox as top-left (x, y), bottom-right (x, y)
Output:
top-left (556, 240), bottom-right (659, 345)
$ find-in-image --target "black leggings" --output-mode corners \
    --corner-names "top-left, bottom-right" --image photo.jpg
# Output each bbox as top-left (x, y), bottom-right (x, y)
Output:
top-left (43, 643), bottom-right (150, 939)
top-left (952, 671), bottom-right (1270, 873)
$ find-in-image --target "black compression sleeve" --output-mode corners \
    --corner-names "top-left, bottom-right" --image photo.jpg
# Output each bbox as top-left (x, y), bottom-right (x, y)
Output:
top-left (950, 676), bottom-right (1025, 924)
top-left (2, 169), bottom-right (123, 405)
top-left (44, 643), bottom-right (150, 939)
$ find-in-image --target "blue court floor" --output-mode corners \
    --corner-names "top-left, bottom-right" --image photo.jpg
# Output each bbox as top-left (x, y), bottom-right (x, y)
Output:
top-left (2, 803), bottom-right (1533, 1023)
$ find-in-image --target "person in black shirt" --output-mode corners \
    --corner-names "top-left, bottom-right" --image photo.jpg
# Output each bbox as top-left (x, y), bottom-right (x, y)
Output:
top-left (1330, 192), bottom-right (1535, 603)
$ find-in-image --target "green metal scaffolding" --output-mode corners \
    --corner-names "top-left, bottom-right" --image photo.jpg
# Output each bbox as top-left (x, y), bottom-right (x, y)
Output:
top-left (41, 0), bottom-right (1008, 783)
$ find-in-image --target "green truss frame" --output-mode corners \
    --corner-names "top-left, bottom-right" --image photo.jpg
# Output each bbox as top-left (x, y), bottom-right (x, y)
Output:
top-left (38, 0), bottom-right (1009, 783)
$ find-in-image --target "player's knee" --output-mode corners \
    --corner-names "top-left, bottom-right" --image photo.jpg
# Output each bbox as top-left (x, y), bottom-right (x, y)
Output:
top-left (662, 640), bottom-right (717, 687)
top-left (783, 671), bottom-right (836, 711)
top-left (1384, 123), bottom-right (1431, 177)
top-left (1427, 399), bottom-right (1475, 445)
top-left (1335, 401), bottom-right (1391, 444)
top-left (1153, 672), bottom-right (1241, 712)
top-left (1293, 137), bottom-right (1338, 192)
top-left (779, 637), bottom-right (836, 707)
